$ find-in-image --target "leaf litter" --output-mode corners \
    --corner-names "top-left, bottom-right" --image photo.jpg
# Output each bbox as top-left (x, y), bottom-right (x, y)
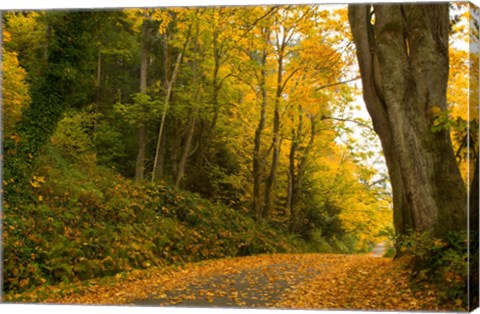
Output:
top-left (9, 253), bottom-right (444, 311)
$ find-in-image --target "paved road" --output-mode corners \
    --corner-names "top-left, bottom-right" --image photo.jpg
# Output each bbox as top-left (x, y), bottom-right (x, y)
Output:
top-left (370, 242), bottom-right (386, 257)
top-left (133, 247), bottom-right (387, 308)
top-left (27, 253), bottom-right (441, 311)
top-left (134, 256), bottom-right (329, 308)
top-left (131, 250), bottom-right (385, 308)
top-left (22, 251), bottom-right (442, 311)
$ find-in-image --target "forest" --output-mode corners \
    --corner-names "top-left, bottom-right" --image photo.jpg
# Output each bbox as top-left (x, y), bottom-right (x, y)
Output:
top-left (1, 2), bottom-right (478, 311)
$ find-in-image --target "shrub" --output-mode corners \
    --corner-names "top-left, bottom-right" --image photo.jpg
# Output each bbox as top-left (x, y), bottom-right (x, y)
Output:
top-left (3, 146), bottom-right (307, 295)
top-left (397, 231), bottom-right (468, 309)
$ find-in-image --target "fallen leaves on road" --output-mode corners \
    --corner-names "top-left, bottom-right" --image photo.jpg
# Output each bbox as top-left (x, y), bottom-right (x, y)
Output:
top-left (8, 254), bottom-right (445, 311)
top-left (277, 255), bottom-right (441, 311)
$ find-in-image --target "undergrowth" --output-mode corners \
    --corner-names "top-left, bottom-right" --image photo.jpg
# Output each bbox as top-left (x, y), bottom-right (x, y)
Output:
top-left (397, 231), bottom-right (468, 310)
top-left (3, 145), bottom-right (306, 296)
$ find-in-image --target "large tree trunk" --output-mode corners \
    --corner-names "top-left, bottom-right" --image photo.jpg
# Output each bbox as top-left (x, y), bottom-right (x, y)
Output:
top-left (348, 4), bottom-right (467, 237)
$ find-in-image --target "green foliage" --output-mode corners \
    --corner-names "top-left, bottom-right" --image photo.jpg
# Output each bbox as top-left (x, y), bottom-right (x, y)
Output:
top-left (93, 119), bottom-right (129, 169)
top-left (2, 5), bottom-right (396, 302)
top-left (113, 93), bottom-right (162, 125)
top-left (383, 246), bottom-right (396, 258)
top-left (452, 118), bottom-right (478, 162)
top-left (51, 106), bottom-right (98, 162)
top-left (377, 226), bottom-right (396, 257)
top-left (3, 145), bottom-right (306, 295)
top-left (192, 146), bottom-right (247, 210)
top-left (3, 11), bottom-right (104, 205)
top-left (397, 231), bottom-right (468, 309)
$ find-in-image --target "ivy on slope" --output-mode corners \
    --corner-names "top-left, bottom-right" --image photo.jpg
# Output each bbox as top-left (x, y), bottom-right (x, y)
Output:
top-left (3, 149), bottom-right (305, 295)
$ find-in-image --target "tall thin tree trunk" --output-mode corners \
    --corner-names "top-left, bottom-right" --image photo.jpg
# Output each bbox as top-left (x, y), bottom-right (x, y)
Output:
top-left (263, 49), bottom-right (284, 219)
top-left (469, 153), bottom-right (479, 308)
top-left (135, 22), bottom-right (148, 182)
top-left (175, 113), bottom-right (197, 188)
top-left (153, 33), bottom-right (171, 181)
top-left (191, 110), bottom-right (218, 184)
top-left (93, 50), bottom-right (102, 135)
top-left (470, 154), bottom-right (479, 233)
top-left (151, 52), bottom-right (183, 182)
top-left (289, 114), bottom-right (316, 232)
top-left (191, 28), bottom-right (221, 186)
top-left (174, 20), bottom-right (200, 188)
top-left (152, 22), bottom-right (191, 182)
top-left (287, 138), bottom-right (297, 230)
top-left (95, 51), bottom-right (102, 105)
top-left (171, 122), bottom-right (181, 179)
top-left (154, 132), bottom-right (166, 180)
top-left (252, 46), bottom-right (268, 220)
top-left (287, 108), bottom-right (302, 231)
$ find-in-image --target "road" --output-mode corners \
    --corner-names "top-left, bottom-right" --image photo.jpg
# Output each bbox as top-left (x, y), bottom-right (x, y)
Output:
top-left (134, 254), bottom-right (329, 308)
top-left (23, 253), bottom-right (441, 311)
top-left (370, 242), bottom-right (386, 257)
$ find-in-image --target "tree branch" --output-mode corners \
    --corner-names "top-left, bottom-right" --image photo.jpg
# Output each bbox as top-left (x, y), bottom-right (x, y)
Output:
top-left (321, 116), bottom-right (374, 132)
top-left (242, 6), bottom-right (279, 36)
top-left (315, 76), bottom-right (360, 92)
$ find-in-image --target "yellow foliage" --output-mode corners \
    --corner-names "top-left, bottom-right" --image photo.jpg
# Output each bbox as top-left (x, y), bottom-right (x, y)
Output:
top-left (30, 176), bottom-right (46, 189)
top-left (2, 47), bottom-right (31, 133)
top-left (314, 148), bottom-right (393, 250)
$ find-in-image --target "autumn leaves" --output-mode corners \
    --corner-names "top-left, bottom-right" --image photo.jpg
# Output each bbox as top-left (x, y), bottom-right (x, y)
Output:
top-left (11, 254), bottom-right (446, 311)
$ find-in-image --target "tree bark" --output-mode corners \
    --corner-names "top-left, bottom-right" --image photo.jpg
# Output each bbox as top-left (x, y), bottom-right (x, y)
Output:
top-left (263, 32), bottom-right (285, 219)
top-left (95, 51), bottom-right (102, 105)
top-left (252, 44), bottom-right (269, 220)
top-left (470, 154), bottom-right (479, 234)
top-left (152, 33), bottom-right (171, 181)
top-left (135, 21), bottom-right (148, 182)
top-left (348, 4), bottom-right (467, 237)
top-left (174, 20), bottom-right (200, 188)
top-left (93, 50), bottom-right (102, 135)
top-left (287, 110), bottom-right (301, 231)
top-left (175, 112), bottom-right (197, 188)
top-left (191, 27), bottom-right (222, 187)
top-left (151, 52), bottom-right (183, 182)
top-left (289, 113), bottom-right (316, 232)
top-left (152, 22), bottom-right (191, 182)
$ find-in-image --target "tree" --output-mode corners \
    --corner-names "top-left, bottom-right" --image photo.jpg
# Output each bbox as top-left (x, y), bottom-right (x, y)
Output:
top-left (4, 11), bottom-right (103, 203)
top-left (187, 7), bottom-right (242, 188)
top-left (246, 13), bottom-right (273, 220)
top-left (2, 30), bottom-right (31, 135)
top-left (174, 11), bottom-right (202, 188)
top-left (3, 11), bottom-right (48, 83)
top-left (348, 3), bottom-right (467, 237)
